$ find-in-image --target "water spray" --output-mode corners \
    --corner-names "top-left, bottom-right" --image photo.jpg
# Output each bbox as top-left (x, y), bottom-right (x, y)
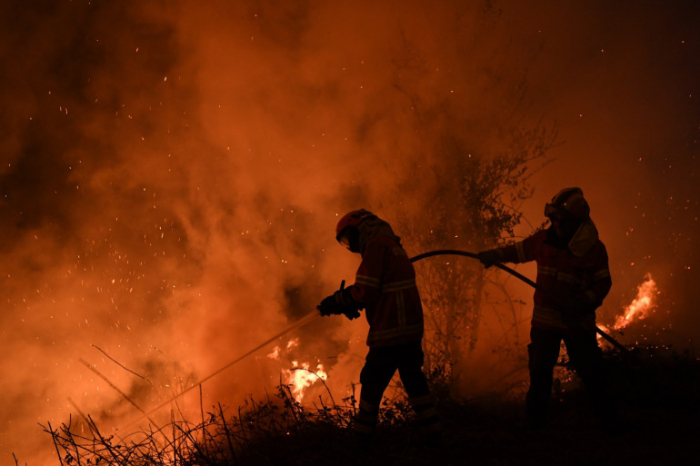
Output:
top-left (119, 248), bottom-right (625, 429)
top-left (120, 310), bottom-right (320, 429)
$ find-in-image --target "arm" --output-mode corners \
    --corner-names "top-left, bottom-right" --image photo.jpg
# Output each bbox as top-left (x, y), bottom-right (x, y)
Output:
top-left (478, 231), bottom-right (544, 267)
top-left (550, 242), bottom-right (612, 317)
top-left (583, 243), bottom-right (612, 310)
top-left (317, 239), bottom-right (388, 319)
top-left (318, 280), bottom-right (361, 320)
top-left (349, 238), bottom-right (387, 305)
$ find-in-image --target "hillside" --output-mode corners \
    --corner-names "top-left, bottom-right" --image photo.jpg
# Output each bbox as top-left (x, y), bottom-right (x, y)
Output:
top-left (43, 346), bottom-right (700, 466)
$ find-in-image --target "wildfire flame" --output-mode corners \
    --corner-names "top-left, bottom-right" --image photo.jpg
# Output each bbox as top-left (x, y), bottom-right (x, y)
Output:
top-left (267, 346), bottom-right (280, 359)
top-left (285, 361), bottom-right (328, 403)
top-left (286, 338), bottom-right (299, 350)
top-left (613, 273), bottom-right (658, 330)
top-left (267, 340), bottom-right (328, 402)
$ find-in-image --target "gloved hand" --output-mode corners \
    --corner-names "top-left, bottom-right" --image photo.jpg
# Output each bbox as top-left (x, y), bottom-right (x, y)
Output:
top-left (478, 249), bottom-right (502, 268)
top-left (334, 286), bottom-right (362, 320)
top-left (342, 306), bottom-right (361, 320)
top-left (317, 286), bottom-right (363, 320)
top-left (318, 295), bottom-right (346, 317)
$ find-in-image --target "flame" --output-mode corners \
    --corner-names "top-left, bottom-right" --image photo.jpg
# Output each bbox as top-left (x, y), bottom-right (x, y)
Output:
top-left (613, 273), bottom-right (658, 330)
top-left (284, 360), bottom-right (328, 403)
top-left (597, 323), bottom-right (612, 338)
top-left (268, 338), bottom-right (299, 360)
top-left (286, 338), bottom-right (299, 350)
top-left (269, 339), bottom-right (329, 402)
top-left (267, 346), bottom-right (280, 360)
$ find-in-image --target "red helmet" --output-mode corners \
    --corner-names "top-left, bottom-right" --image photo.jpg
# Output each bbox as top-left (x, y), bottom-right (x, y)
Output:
top-left (544, 187), bottom-right (590, 221)
top-left (335, 209), bottom-right (374, 241)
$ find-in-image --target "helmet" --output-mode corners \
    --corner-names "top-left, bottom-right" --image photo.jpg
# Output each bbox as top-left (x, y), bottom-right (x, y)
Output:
top-left (335, 209), bottom-right (374, 241)
top-left (544, 187), bottom-right (590, 221)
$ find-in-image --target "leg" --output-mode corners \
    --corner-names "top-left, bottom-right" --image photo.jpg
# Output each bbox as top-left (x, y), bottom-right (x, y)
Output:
top-left (526, 326), bottom-right (563, 428)
top-left (563, 330), bottom-right (616, 425)
top-left (396, 342), bottom-right (441, 436)
top-left (353, 347), bottom-right (398, 436)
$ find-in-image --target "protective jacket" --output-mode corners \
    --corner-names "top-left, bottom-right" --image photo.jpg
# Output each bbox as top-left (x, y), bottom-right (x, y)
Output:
top-left (493, 222), bottom-right (612, 331)
top-left (350, 235), bottom-right (424, 347)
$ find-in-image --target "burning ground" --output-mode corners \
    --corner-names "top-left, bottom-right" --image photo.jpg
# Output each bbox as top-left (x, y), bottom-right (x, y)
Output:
top-left (0, 0), bottom-right (698, 464)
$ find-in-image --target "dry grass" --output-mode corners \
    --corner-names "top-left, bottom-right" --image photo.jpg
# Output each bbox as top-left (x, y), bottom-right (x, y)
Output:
top-left (41, 346), bottom-right (700, 466)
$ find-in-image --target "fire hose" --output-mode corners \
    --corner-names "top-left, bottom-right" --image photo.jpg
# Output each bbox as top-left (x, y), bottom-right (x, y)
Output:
top-left (409, 249), bottom-right (627, 351)
top-left (121, 248), bottom-right (625, 428)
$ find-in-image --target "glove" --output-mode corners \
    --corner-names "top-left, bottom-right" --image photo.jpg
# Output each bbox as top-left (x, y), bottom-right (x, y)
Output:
top-left (317, 287), bottom-right (362, 320)
top-left (334, 287), bottom-right (362, 320)
top-left (318, 295), bottom-right (346, 317)
top-left (478, 249), bottom-right (502, 268)
top-left (341, 306), bottom-right (361, 320)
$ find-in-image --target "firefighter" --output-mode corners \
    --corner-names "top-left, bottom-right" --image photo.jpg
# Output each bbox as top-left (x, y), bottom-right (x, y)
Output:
top-left (318, 209), bottom-right (441, 441)
top-left (478, 188), bottom-right (615, 430)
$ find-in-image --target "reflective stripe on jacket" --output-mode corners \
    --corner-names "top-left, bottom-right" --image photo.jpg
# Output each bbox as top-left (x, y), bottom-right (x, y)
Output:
top-left (350, 235), bottom-right (424, 347)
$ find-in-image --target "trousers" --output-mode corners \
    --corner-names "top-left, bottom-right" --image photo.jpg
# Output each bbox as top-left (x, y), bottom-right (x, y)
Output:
top-left (353, 341), bottom-right (440, 435)
top-left (526, 325), bottom-right (614, 427)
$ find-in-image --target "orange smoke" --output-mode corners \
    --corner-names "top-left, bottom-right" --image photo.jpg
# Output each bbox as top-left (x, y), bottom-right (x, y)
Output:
top-left (1, 1), bottom-right (698, 464)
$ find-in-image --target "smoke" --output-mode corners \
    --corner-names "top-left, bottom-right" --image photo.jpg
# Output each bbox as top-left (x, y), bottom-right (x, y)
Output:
top-left (504, 0), bottom-right (700, 343)
top-left (0, 0), bottom-right (698, 462)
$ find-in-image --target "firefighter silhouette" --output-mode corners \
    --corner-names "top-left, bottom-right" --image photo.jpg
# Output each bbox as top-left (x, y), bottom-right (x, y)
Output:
top-left (318, 210), bottom-right (441, 441)
top-left (479, 188), bottom-right (616, 429)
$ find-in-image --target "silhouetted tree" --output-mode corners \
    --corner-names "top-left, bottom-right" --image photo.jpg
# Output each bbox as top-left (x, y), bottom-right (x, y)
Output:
top-left (384, 1), bottom-right (558, 394)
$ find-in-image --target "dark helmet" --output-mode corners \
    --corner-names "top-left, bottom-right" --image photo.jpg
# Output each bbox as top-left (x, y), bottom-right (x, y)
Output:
top-left (335, 209), bottom-right (374, 252)
top-left (544, 187), bottom-right (590, 221)
top-left (335, 209), bottom-right (374, 241)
